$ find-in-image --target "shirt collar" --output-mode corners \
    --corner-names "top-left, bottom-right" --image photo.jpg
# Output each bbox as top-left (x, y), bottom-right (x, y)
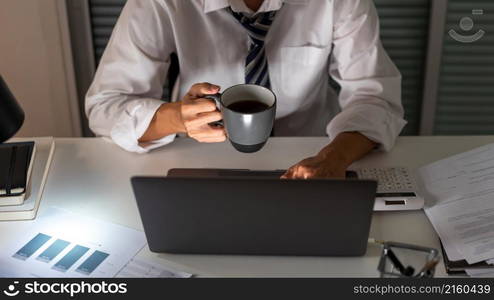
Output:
top-left (202, 0), bottom-right (308, 14)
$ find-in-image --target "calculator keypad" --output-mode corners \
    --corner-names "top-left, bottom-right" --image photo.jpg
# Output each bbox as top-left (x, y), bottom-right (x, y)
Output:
top-left (356, 167), bottom-right (415, 193)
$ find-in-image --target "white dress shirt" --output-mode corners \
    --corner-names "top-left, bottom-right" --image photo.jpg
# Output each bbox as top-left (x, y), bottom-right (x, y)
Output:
top-left (86, 0), bottom-right (406, 153)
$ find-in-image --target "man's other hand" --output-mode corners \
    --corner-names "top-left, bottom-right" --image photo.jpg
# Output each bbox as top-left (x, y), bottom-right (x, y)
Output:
top-left (281, 132), bottom-right (377, 179)
top-left (281, 154), bottom-right (347, 179)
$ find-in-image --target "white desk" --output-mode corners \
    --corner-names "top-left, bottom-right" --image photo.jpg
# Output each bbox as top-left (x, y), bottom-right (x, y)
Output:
top-left (3, 136), bottom-right (494, 277)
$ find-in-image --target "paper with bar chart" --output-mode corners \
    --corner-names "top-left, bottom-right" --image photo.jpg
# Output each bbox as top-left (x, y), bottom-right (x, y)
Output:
top-left (0, 207), bottom-right (147, 278)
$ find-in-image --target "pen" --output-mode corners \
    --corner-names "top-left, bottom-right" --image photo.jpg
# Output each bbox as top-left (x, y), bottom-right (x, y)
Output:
top-left (415, 259), bottom-right (439, 278)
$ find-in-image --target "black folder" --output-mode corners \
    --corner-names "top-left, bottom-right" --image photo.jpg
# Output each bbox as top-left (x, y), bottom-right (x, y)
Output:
top-left (441, 241), bottom-right (494, 275)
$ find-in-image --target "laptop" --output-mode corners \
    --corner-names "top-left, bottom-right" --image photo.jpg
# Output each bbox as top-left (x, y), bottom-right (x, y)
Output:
top-left (131, 176), bottom-right (377, 256)
top-left (167, 168), bottom-right (425, 211)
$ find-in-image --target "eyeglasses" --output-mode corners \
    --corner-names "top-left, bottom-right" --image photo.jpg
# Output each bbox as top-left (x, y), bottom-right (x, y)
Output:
top-left (375, 240), bottom-right (440, 278)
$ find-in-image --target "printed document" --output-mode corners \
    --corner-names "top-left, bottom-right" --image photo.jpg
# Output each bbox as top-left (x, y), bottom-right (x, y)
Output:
top-left (0, 207), bottom-right (147, 277)
top-left (418, 143), bottom-right (494, 264)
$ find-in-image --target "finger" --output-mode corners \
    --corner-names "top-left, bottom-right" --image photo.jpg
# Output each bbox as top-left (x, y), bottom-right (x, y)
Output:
top-left (185, 111), bottom-right (222, 127)
top-left (281, 168), bottom-right (295, 179)
top-left (290, 170), bottom-right (304, 179)
top-left (192, 99), bottom-right (218, 112)
top-left (202, 137), bottom-right (227, 143)
top-left (291, 166), bottom-right (313, 180)
top-left (302, 169), bottom-right (315, 179)
top-left (189, 127), bottom-right (226, 138)
top-left (195, 135), bottom-right (227, 143)
top-left (202, 127), bottom-right (227, 138)
top-left (186, 83), bottom-right (220, 98)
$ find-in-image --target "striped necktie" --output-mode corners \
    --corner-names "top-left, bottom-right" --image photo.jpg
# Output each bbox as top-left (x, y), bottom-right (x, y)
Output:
top-left (229, 8), bottom-right (278, 88)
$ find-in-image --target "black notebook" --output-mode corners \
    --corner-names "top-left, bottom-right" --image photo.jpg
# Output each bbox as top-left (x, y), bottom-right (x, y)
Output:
top-left (0, 141), bottom-right (36, 206)
top-left (441, 242), bottom-right (494, 275)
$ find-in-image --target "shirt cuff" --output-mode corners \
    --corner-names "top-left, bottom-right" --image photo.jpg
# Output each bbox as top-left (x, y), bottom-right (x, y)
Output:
top-left (110, 98), bottom-right (176, 153)
top-left (327, 104), bottom-right (407, 152)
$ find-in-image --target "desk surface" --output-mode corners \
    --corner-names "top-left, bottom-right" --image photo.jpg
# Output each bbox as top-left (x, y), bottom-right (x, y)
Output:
top-left (4, 136), bottom-right (494, 277)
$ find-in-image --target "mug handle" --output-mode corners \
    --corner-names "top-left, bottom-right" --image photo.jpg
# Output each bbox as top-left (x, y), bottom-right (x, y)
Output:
top-left (204, 93), bottom-right (223, 127)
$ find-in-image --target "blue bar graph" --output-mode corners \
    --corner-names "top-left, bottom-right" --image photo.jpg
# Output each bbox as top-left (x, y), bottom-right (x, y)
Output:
top-left (36, 239), bottom-right (70, 263)
top-left (75, 250), bottom-right (110, 275)
top-left (13, 233), bottom-right (51, 261)
top-left (52, 245), bottom-right (89, 272)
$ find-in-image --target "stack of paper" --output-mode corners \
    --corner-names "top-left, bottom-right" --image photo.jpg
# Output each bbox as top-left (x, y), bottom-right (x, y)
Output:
top-left (417, 143), bottom-right (494, 277)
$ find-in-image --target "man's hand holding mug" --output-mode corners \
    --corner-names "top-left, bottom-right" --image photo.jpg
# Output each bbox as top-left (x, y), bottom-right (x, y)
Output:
top-left (139, 83), bottom-right (227, 144)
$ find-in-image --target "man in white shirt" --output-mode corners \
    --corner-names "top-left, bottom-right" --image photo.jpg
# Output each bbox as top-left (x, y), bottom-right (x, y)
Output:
top-left (86, 0), bottom-right (406, 179)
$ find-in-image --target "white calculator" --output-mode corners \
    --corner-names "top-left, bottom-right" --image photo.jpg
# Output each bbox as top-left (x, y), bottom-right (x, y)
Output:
top-left (353, 167), bottom-right (424, 211)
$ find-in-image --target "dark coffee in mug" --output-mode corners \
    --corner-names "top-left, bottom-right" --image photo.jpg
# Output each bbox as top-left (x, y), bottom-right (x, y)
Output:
top-left (227, 100), bottom-right (269, 114)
